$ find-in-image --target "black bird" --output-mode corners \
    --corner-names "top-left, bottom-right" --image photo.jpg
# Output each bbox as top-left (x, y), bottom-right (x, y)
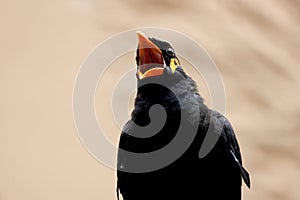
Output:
top-left (117, 32), bottom-right (250, 200)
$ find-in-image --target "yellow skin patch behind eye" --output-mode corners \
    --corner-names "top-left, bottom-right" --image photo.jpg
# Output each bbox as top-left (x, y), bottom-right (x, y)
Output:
top-left (170, 58), bottom-right (179, 73)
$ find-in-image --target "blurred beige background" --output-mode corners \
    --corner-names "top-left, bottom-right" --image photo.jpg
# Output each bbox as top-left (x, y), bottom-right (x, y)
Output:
top-left (1, 0), bottom-right (300, 199)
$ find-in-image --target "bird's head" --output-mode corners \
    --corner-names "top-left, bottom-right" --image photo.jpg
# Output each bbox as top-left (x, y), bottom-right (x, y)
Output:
top-left (135, 31), bottom-right (182, 80)
top-left (132, 32), bottom-right (204, 125)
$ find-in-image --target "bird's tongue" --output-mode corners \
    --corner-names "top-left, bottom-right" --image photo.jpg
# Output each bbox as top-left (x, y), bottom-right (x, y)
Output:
top-left (137, 32), bottom-right (164, 74)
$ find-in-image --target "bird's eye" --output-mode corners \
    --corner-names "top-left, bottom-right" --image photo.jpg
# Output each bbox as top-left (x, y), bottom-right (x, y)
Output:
top-left (166, 47), bottom-right (175, 56)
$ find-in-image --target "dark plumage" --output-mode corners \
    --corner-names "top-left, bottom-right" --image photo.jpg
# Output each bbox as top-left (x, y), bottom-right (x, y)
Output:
top-left (117, 33), bottom-right (250, 200)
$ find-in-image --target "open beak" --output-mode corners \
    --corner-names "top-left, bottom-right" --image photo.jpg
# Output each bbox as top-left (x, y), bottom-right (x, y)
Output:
top-left (136, 31), bottom-right (164, 79)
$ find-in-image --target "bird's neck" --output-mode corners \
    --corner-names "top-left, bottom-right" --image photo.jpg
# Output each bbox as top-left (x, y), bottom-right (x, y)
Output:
top-left (131, 78), bottom-right (207, 126)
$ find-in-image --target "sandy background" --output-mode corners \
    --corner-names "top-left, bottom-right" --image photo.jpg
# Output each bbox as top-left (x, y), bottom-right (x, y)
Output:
top-left (1, 0), bottom-right (300, 199)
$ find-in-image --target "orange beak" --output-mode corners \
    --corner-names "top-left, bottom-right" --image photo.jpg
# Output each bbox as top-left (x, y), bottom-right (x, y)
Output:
top-left (136, 31), bottom-right (164, 79)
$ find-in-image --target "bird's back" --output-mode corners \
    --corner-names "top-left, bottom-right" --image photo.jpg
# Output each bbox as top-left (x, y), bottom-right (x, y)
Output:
top-left (118, 106), bottom-right (246, 200)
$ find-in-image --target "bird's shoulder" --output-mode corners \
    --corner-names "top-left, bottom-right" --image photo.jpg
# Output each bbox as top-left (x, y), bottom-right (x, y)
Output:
top-left (212, 112), bottom-right (240, 152)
